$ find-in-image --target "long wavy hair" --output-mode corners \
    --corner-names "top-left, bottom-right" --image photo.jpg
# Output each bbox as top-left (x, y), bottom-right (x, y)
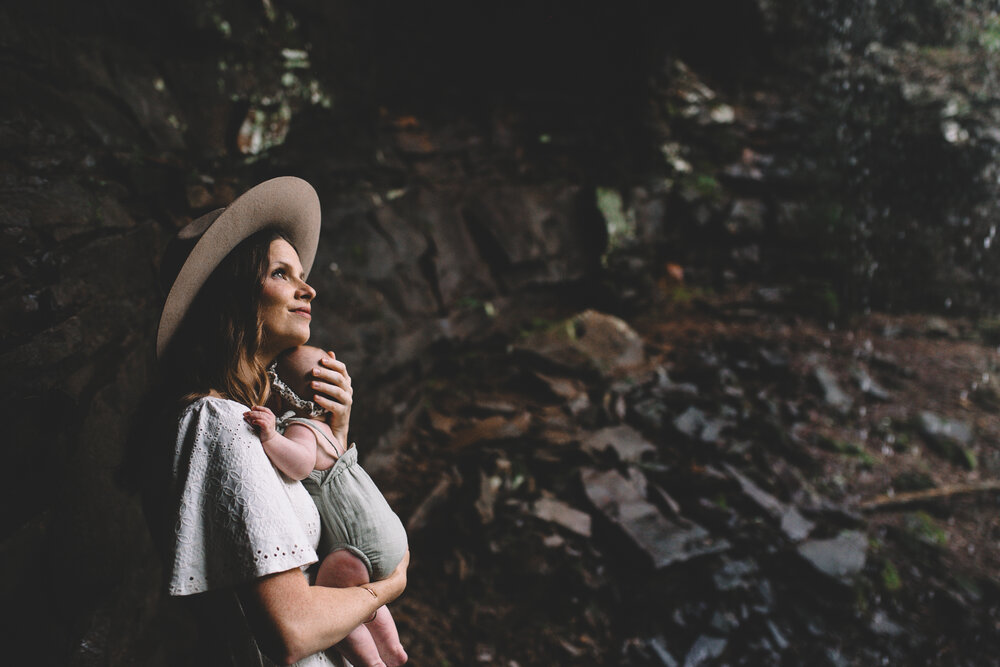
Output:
top-left (121, 228), bottom-right (294, 535)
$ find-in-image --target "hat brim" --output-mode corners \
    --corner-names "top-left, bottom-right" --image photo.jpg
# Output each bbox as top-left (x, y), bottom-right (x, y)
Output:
top-left (156, 176), bottom-right (322, 358)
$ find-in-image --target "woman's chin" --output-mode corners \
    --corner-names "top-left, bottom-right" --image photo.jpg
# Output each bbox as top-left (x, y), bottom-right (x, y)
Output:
top-left (263, 330), bottom-right (311, 357)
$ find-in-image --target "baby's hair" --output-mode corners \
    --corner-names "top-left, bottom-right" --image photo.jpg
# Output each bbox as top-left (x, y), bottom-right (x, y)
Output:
top-left (275, 345), bottom-right (328, 401)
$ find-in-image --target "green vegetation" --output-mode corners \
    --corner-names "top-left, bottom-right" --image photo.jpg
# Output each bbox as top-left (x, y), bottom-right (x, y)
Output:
top-left (693, 173), bottom-right (721, 198)
top-left (660, 284), bottom-right (712, 306)
top-left (816, 435), bottom-right (878, 469)
top-left (977, 14), bottom-right (1000, 52)
top-left (712, 492), bottom-right (728, 510)
top-left (904, 511), bottom-right (949, 547)
top-left (881, 559), bottom-right (902, 592)
top-left (959, 447), bottom-right (978, 471)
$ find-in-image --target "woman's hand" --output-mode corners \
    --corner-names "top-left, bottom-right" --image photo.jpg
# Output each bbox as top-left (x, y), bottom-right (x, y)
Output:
top-left (384, 549), bottom-right (409, 598)
top-left (367, 549), bottom-right (409, 604)
top-left (310, 350), bottom-right (353, 451)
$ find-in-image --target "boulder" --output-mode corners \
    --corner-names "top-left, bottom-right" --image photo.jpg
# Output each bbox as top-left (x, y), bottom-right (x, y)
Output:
top-left (797, 530), bottom-right (868, 581)
top-left (582, 467), bottom-right (728, 569)
top-left (516, 310), bottom-right (647, 379)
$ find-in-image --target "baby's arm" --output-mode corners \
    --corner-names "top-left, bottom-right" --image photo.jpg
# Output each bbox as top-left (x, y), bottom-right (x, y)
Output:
top-left (244, 406), bottom-right (317, 480)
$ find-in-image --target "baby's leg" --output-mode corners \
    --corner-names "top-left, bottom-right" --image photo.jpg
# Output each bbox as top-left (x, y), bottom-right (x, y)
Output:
top-left (366, 605), bottom-right (408, 667)
top-left (315, 548), bottom-right (369, 588)
top-left (316, 550), bottom-right (407, 667)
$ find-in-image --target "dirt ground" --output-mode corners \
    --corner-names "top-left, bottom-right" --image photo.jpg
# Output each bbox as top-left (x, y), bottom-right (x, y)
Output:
top-left (370, 273), bottom-right (1000, 666)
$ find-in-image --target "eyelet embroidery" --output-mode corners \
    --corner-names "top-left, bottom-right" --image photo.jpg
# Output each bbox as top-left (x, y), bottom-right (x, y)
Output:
top-left (167, 397), bottom-right (321, 596)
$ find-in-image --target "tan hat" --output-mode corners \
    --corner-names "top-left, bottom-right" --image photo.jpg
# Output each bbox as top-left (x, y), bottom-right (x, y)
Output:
top-left (156, 176), bottom-right (322, 358)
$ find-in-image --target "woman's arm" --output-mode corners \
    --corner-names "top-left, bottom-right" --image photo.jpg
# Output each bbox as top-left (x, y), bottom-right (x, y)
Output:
top-left (245, 406), bottom-right (317, 480)
top-left (238, 550), bottom-right (409, 665)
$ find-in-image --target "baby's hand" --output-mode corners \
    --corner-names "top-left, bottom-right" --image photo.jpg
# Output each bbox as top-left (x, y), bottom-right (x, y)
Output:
top-left (244, 405), bottom-right (277, 441)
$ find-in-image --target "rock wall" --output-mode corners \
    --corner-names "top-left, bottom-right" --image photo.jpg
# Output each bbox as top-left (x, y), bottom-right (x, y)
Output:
top-left (0, 1), bottom-right (620, 663)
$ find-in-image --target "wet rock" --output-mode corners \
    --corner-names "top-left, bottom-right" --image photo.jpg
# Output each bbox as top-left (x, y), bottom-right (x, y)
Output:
top-left (650, 485), bottom-right (683, 518)
top-left (653, 368), bottom-right (700, 396)
top-left (581, 467), bottom-right (729, 569)
top-left (530, 497), bottom-right (593, 537)
top-left (869, 610), bottom-right (904, 637)
top-left (580, 425), bottom-right (657, 463)
top-left (850, 366), bottom-right (890, 401)
top-left (114, 65), bottom-right (187, 152)
top-left (465, 184), bottom-right (601, 288)
top-left (758, 347), bottom-right (790, 371)
top-left (722, 158), bottom-right (764, 185)
top-left (516, 310), bottom-right (647, 379)
top-left (631, 396), bottom-right (672, 432)
top-left (683, 635), bottom-right (727, 667)
top-left (712, 558), bottom-right (758, 591)
top-left (810, 365), bottom-right (853, 415)
top-left (415, 188), bottom-right (497, 307)
top-left (724, 464), bottom-right (814, 541)
top-left (542, 534), bottom-right (565, 548)
top-left (825, 647), bottom-right (851, 667)
top-left (730, 244), bottom-right (761, 265)
top-left (709, 610), bottom-right (740, 634)
top-left (624, 636), bottom-right (679, 667)
top-left (672, 406), bottom-right (726, 443)
top-left (915, 411), bottom-right (975, 468)
top-left (724, 199), bottom-right (767, 236)
top-left (797, 530), bottom-right (868, 580)
top-left (755, 578), bottom-right (776, 613)
top-left (766, 619), bottom-right (789, 651)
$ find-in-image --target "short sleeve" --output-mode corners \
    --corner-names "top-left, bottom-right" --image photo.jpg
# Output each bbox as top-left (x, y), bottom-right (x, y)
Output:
top-left (166, 397), bottom-right (320, 596)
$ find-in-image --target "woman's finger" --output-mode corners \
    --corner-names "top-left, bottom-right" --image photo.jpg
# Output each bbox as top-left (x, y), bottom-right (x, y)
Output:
top-left (317, 355), bottom-right (351, 385)
top-left (312, 366), bottom-right (350, 390)
top-left (311, 384), bottom-right (352, 406)
top-left (310, 378), bottom-right (352, 398)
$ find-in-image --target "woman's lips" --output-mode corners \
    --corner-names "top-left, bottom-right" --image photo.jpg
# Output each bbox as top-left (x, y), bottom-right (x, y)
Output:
top-left (292, 307), bottom-right (311, 320)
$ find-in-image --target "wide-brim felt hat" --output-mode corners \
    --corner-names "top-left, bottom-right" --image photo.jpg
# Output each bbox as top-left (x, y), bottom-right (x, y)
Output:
top-left (156, 176), bottom-right (321, 358)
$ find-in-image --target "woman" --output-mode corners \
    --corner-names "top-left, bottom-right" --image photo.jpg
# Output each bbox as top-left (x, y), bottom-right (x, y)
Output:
top-left (142, 177), bottom-right (408, 666)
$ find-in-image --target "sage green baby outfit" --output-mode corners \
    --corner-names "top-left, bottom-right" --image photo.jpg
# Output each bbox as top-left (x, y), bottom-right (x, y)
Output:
top-left (284, 417), bottom-right (408, 581)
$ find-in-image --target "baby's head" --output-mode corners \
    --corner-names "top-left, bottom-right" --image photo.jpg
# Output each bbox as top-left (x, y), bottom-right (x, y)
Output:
top-left (270, 345), bottom-right (329, 418)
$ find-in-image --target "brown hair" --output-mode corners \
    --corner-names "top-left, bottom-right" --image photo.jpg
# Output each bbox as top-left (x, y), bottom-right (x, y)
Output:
top-left (120, 228), bottom-right (295, 538)
top-left (160, 228), bottom-right (293, 408)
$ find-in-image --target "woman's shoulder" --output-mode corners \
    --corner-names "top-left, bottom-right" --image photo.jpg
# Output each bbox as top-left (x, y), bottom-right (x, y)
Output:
top-left (178, 395), bottom-right (250, 428)
top-left (181, 395), bottom-right (248, 415)
top-left (175, 397), bottom-right (262, 465)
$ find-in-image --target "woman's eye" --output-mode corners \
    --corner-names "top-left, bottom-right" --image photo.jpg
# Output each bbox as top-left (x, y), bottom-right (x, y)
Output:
top-left (271, 268), bottom-right (287, 279)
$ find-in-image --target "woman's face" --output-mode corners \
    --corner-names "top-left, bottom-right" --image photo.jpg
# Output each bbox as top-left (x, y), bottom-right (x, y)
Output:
top-left (258, 238), bottom-right (316, 362)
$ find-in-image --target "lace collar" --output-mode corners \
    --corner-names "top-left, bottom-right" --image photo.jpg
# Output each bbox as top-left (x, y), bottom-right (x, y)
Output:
top-left (267, 361), bottom-right (328, 419)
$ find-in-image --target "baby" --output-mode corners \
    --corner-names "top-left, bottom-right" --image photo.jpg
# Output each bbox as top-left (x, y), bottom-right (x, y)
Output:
top-left (244, 345), bottom-right (409, 667)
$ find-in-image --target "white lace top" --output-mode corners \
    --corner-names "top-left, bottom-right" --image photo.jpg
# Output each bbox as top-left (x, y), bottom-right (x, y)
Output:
top-left (166, 397), bottom-right (339, 666)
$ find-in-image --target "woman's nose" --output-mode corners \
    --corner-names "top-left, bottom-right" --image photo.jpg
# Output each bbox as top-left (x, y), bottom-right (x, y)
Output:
top-left (297, 279), bottom-right (316, 301)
